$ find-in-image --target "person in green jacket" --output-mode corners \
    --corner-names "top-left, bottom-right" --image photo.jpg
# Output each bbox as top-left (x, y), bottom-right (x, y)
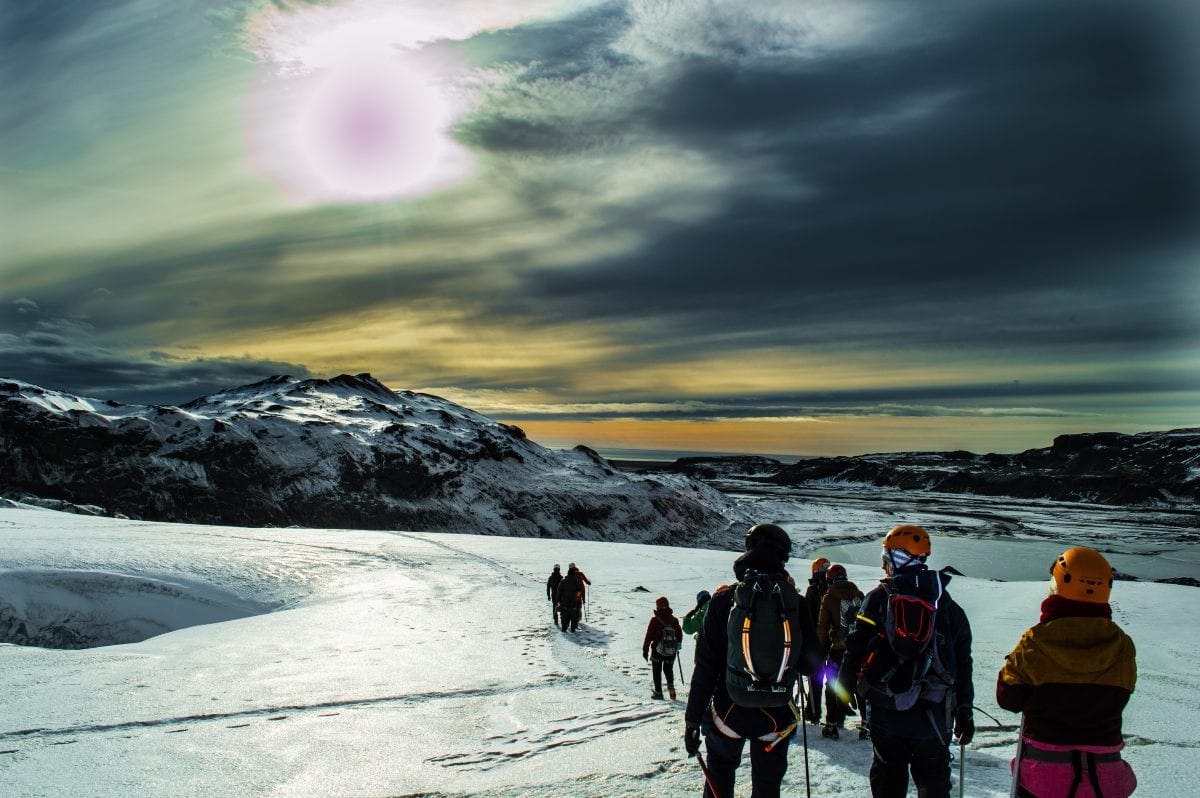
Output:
top-left (681, 589), bottom-right (712, 639)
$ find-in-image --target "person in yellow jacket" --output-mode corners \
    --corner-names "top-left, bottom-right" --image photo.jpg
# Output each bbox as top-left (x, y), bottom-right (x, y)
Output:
top-left (997, 547), bottom-right (1137, 797)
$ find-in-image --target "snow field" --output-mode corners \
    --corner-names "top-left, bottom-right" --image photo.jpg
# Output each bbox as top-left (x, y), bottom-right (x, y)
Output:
top-left (0, 507), bottom-right (1197, 796)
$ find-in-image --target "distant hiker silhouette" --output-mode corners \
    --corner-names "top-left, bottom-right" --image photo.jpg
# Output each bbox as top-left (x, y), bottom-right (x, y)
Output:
top-left (556, 565), bottom-right (584, 632)
top-left (643, 596), bottom-right (683, 699)
top-left (546, 564), bottom-right (563, 625)
top-left (570, 561), bottom-right (591, 602)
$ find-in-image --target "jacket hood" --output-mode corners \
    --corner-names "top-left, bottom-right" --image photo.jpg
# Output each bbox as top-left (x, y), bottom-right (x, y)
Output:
top-left (733, 547), bottom-right (790, 581)
top-left (1025, 617), bottom-right (1136, 689)
top-left (824, 579), bottom-right (861, 600)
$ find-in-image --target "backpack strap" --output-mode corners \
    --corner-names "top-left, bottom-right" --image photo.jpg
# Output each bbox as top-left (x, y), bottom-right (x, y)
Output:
top-left (769, 582), bottom-right (794, 684)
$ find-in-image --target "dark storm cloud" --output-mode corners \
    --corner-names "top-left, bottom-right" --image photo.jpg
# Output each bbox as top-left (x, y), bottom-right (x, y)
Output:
top-left (494, 371), bottom-right (1200, 421)
top-left (475, 0), bottom-right (1199, 356)
top-left (0, 299), bottom-right (312, 405)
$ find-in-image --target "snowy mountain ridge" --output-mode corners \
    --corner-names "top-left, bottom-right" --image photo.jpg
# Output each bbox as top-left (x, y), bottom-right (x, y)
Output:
top-left (0, 375), bottom-right (745, 545)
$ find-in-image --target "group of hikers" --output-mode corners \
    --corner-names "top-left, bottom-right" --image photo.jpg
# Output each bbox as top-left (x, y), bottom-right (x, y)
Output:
top-left (546, 522), bottom-right (1137, 797)
top-left (545, 562), bottom-right (591, 632)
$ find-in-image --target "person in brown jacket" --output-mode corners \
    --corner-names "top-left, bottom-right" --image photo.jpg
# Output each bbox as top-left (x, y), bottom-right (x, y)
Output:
top-left (997, 546), bottom-right (1137, 797)
top-left (816, 563), bottom-right (864, 738)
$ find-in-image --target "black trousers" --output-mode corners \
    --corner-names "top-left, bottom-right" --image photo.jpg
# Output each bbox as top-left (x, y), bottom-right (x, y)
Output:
top-left (868, 725), bottom-right (951, 798)
top-left (651, 656), bottom-right (676, 693)
top-left (823, 658), bottom-right (849, 726)
top-left (560, 607), bottom-right (580, 631)
top-left (703, 729), bottom-right (789, 798)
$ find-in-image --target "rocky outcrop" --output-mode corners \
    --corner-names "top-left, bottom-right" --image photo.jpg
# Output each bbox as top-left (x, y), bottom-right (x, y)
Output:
top-left (0, 375), bottom-right (747, 546)
top-left (766, 430), bottom-right (1200, 506)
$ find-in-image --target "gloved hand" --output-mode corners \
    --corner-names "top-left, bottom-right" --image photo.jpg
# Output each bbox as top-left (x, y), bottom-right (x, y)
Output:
top-left (954, 705), bottom-right (975, 746)
top-left (684, 722), bottom-right (702, 756)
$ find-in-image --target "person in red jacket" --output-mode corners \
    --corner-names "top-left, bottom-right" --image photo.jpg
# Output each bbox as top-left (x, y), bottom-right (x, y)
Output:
top-left (997, 546), bottom-right (1137, 797)
top-left (642, 596), bottom-right (684, 699)
top-left (570, 562), bottom-right (591, 603)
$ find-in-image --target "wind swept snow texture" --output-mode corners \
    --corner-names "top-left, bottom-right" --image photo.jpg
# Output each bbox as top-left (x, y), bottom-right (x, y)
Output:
top-left (0, 570), bottom-right (274, 648)
top-left (1, 506), bottom-right (1197, 797)
top-left (0, 376), bottom-right (745, 545)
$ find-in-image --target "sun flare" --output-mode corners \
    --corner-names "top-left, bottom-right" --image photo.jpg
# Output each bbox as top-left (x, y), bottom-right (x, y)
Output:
top-left (242, 5), bottom-right (477, 203)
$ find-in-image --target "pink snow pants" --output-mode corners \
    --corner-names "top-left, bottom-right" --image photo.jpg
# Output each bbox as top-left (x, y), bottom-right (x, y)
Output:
top-left (1011, 739), bottom-right (1137, 797)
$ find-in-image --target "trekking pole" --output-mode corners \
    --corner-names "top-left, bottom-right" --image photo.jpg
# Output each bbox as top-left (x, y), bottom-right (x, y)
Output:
top-left (1009, 713), bottom-right (1026, 798)
top-left (958, 739), bottom-right (965, 798)
top-left (695, 751), bottom-right (722, 798)
top-left (797, 685), bottom-right (812, 798)
top-left (678, 654), bottom-right (686, 684)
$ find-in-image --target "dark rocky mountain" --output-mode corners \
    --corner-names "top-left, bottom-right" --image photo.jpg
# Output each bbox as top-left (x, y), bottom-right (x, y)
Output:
top-left (611, 455), bottom-right (783, 479)
top-left (767, 430), bottom-right (1200, 506)
top-left (0, 375), bottom-right (747, 546)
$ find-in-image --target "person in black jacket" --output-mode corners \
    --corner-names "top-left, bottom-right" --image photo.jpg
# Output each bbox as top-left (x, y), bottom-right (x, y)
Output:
top-left (836, 525), bottom-right (974, 798)
top-left (546, 564), bottom-right (563, 625)
top-left (803, 557), bottom-right (831, 723)
top-left (684, 524), bottom-right (822, 798)
top-left (556, 565), bottom-right (584, 632)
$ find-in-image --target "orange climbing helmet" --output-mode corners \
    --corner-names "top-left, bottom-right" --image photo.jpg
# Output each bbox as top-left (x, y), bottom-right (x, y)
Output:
top-left (883, 524), bottom-right (932, 557)
top-left (1050, 547), bottom-right (1113, 604)
top-left (811, 557), bottom-right (831, 575)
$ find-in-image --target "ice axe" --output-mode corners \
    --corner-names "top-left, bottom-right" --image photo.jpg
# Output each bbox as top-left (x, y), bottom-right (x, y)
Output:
top-left (695, 751), bottom-right (722, 798)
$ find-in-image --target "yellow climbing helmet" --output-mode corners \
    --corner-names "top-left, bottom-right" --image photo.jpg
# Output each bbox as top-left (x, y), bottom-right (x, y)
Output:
top-left (1050, 547), bottom-right (1114, 604)
top-left (883, 524), bottom-right (932, 557)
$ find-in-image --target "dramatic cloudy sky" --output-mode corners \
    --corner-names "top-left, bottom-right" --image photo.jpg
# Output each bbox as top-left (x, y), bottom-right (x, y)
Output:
top-left (3, 0), bottom-right (1198, 456)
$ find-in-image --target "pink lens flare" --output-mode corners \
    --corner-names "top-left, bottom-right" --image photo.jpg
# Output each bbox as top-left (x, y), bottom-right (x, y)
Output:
top-left (243, 56), bottom-right (471, 204)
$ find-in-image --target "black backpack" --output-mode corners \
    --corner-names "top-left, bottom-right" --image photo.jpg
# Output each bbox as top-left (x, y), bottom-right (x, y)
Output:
top-left (832, 594), bottom-right (863, 649)
top-left (725, 571), bottom-right (803, 707)
top-left (654, 622), bottom-right (680, 658)
top-left (858, 570), bottom-right (954, 711)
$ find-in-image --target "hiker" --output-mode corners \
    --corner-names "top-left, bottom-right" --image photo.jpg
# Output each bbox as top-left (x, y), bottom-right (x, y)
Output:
top-left (556, 565), bottom-right (585, 632)
top-left (570, 562), bottom-right (592, 603)
top-left (836, 525), bottom-right (974, 798)
top-left (546, 564), bottom-right (563, 625)
top-left (684, 524), bottom-right (822, 798)
top-left (804, 557), bottom-right (831, 724)
top-left (643, 596), bottom-right (684, 699)
top-left (816, 563), bottom-right (864, 739)
top-left (682, 589), bottom-right (712, 639)
top-left (997, 546), bottom-right (1137, 798)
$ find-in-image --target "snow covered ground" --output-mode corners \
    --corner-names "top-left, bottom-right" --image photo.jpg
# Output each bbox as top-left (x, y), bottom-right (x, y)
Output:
top-left (1, 504), bottom-right (1196, 797)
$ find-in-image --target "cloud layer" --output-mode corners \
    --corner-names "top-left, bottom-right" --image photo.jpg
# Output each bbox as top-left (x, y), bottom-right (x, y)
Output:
top-left (2, 0), bottom-right (1197, 451)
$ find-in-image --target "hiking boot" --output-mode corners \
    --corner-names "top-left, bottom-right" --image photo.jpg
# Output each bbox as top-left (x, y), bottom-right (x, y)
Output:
top-left (651, 691), bottom-right (664, 699)
top-left (668, 686), bottom-right (677, 700)
top-left (822, 724), bottom-right (839, 739)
